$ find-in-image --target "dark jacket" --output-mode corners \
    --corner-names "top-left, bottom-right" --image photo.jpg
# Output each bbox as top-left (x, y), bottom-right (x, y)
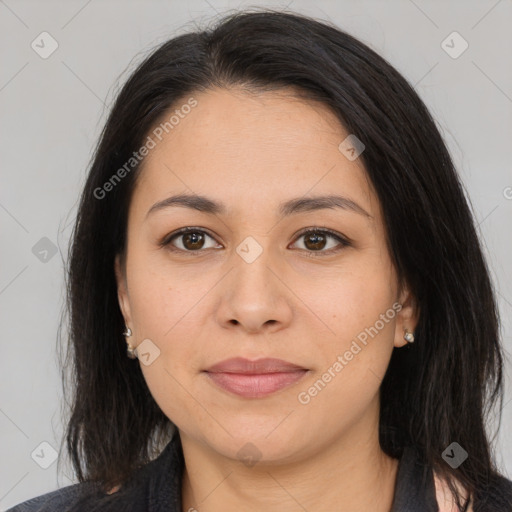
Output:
top-left (1, 433), bottom-right (477, 511)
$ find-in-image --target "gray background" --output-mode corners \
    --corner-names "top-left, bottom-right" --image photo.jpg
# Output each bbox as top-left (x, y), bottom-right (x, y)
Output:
top-left (1, 0), bottom-right (511, 509)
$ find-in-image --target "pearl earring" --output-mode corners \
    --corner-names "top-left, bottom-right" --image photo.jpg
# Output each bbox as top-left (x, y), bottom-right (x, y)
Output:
top-left (123, 326), bottom-right (137, 359)
top-left (404, 329), bottom-right (415, 343)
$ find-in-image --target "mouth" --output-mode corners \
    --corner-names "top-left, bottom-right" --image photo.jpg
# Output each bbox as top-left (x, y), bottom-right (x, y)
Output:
top-left (203, 357), bottom-right (309, 398)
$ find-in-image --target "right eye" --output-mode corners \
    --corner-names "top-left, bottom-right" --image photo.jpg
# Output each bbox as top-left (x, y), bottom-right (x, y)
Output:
top-left (161, 227), bottom-right (222, 254)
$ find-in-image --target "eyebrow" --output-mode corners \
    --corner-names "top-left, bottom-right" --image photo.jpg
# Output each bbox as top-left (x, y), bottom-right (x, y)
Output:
top-left (145, 193), bottom-right (372, 219)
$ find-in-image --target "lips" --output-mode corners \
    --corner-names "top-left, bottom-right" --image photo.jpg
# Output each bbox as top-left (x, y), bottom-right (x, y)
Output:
top-left (205, 357), bottom-right (307, 374)
top-left (203, 357), bottom-right (309, 398)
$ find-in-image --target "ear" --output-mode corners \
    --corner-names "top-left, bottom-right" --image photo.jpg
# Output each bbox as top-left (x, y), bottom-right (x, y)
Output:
top-left (393, 285), bottom-right (419, 348)
top-left (114, 253), bottom-right (132, 328)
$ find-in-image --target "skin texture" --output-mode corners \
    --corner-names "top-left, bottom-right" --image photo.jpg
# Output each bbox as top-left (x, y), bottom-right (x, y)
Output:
top-left (115, 87), bottom-right (420, 511)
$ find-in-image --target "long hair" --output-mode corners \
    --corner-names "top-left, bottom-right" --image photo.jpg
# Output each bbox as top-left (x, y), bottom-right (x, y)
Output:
top-left (59, 9), bottom-right (511, 510)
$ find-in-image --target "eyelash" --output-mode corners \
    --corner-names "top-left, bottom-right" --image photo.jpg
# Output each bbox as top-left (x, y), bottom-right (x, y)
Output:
top-left (159, 226), bottom-right (351, 257)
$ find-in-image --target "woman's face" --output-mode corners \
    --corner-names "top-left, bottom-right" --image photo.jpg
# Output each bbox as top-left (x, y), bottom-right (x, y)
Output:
top-left (115, 86), bottom-right (416, 464)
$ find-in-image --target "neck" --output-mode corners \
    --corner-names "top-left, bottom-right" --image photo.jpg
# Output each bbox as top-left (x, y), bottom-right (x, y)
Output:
top-left (179, 402), bottom-right (399, 512)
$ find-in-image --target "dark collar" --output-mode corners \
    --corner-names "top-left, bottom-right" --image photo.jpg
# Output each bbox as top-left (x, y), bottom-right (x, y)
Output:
top-left (390, 445), bottom-right (439, 511)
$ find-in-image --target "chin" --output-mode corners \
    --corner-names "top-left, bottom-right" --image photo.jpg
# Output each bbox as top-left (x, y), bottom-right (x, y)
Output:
top-left (199, 422), bottom-right (311, 466)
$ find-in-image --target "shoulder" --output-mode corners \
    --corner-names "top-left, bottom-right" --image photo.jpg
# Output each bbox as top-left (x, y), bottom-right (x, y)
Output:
top-left (434, 469), bottom-right (512, 512)
top-left (5, 435), bottom-right (183, 512)
top-left (4, 482), bottom-right (102, 512)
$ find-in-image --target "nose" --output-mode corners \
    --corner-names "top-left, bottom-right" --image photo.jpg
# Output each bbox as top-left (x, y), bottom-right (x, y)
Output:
top-left (215, 246), bottom-right (294, 335)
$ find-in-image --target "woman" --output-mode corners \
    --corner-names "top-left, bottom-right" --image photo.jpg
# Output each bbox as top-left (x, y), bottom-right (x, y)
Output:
top-left (7, 9), bottom-right (512, 512)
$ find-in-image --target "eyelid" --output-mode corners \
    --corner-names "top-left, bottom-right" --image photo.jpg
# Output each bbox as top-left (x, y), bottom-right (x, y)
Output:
top-left (292, 226), bottom-right (351, 245)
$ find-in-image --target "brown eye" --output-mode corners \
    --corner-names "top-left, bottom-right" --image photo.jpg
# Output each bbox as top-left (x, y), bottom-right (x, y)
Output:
top-left (163, 228), bottom-right (220, 253)
top-left (291, 228), bottom-right (350, 255)
top-left (303, 231), bottom-right (328, 251)
top-left (181, 231), bottom-right (206, 250)
top-left (161, 226), bottom-right (350, 257)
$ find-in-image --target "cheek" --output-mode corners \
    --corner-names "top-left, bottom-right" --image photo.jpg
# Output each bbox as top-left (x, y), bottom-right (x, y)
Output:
top-left (126, 249), bottom-right (220, 382)
top-left (303, 256), bottom-right (397, 350)
top-left (129, 264), bottom-right (205, 425)
top-left (299, 263), bottom-right (398, 402)
top-left (296, 297), bottom-right (397, 433)
top-left (126, 248), bottom-right (198, 339)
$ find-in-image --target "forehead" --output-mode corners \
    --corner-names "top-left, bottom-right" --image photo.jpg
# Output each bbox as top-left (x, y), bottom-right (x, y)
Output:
top-left (131, 86), bottom-right (376, 221)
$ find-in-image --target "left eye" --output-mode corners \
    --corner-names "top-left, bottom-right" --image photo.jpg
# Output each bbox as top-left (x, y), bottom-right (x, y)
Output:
top-left (161, 227), bottom-right (350, 255)
top-left (291, 229), bottom-right (349, 254)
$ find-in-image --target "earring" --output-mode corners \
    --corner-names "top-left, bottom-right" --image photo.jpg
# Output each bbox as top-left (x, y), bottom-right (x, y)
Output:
top-left (123, 326), bottom-right (137, 359)
top-left (404, 328), bottom-right (415, 343)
